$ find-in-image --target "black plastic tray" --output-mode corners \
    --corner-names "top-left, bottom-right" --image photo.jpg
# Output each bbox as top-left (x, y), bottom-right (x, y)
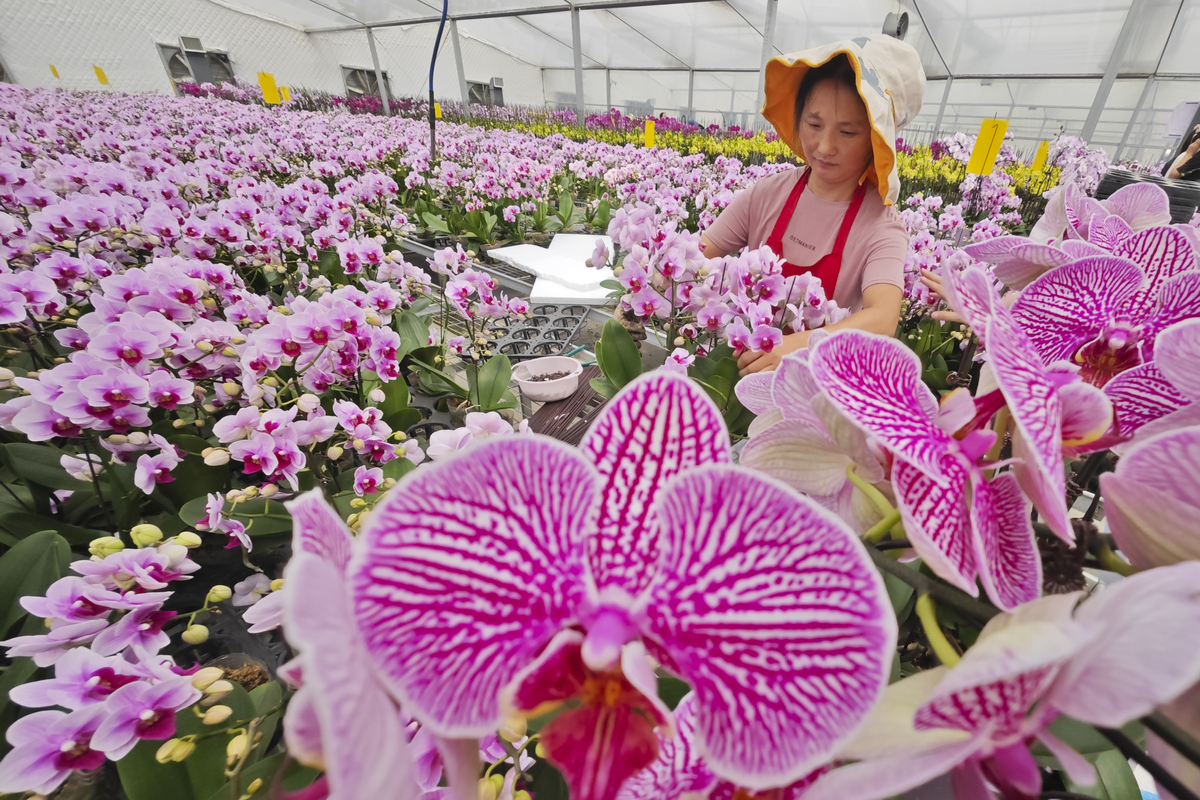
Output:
top-left (490, 304), bottom-right (588, 360)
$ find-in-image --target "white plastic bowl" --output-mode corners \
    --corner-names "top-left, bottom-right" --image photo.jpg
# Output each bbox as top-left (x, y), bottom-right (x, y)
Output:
top-left (513, 356), bottom-right (584, 402)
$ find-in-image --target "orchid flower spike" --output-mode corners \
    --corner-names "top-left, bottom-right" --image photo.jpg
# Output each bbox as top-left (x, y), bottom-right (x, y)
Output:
top-left (335, 371), bottom-right (896, 800)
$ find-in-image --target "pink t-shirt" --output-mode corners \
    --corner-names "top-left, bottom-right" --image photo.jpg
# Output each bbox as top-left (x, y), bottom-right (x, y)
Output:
top-left (704, 168), bottom-right (907, 312)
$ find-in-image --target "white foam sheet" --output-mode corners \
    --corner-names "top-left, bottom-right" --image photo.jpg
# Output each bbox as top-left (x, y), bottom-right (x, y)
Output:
top-left (547, 233), bottom-right (614, 264)
top-left (529, 276), bottom-right (613, 305)
top-left (487, 243), bottom-right (612, 291)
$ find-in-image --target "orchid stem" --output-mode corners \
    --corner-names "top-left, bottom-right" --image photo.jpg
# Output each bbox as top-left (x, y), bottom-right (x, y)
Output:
top-left (1097, 544), bottom-right (1135, 577)
top-left (1143, 711), bottom-right (1200, 771)
top-left (864, 543), bottom-right (999, 623)
top-left (847, 467), bottom-right (906, 540)
top-left (916, 594), bottom-right (962, 667)
top-left (864, 509), bottom-right (902, 544)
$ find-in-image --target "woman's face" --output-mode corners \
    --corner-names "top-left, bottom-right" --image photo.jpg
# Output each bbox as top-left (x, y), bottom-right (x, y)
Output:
top-left (797, 79), bottom-right (874, 187)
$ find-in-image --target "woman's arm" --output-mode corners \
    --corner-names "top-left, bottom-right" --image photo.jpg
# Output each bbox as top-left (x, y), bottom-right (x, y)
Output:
top-left (737, 283), bottom-right (903, 375)
top-left (699, 232), bottom-right (733, 259)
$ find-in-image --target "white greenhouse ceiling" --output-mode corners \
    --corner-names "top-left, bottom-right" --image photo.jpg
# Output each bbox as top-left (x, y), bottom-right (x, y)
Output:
top-left (219, 0), bottom-right (1200, 79)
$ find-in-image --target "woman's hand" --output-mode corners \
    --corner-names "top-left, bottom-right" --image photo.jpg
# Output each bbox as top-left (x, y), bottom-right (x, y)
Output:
top-left (919, 269), bottom-right (965, 323)
top-left (738, 331), bottom-right (808, 375)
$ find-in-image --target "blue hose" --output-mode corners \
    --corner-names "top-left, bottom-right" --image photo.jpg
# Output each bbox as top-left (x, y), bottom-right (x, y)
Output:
top-left (428, 0), bottom-right (449, 161)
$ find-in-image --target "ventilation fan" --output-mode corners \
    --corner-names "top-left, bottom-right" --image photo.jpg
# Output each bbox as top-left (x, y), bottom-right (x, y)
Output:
top-left (883, 11), bottom-right (909, 40)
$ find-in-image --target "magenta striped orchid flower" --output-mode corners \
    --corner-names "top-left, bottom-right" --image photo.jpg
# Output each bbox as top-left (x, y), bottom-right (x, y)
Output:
top-left (735, 339), bottom-right (892, 535)
top-left (1010, 226), bottom-right (1200, 390)
top-left (345, 372), bottom-right (896, 800)
top-left (940, 265), bottom-right (1112, 542)
top-left (965, 183), bottom-right (1173, 291)
top-left (1102, 317), bottom-right (1200, 442)
top-left (808, 330), bottom-right (1042, 610)
top-left (801, 561), bottom-right (1200, 800)
top-left (278, 492), bottom-right (421, 800)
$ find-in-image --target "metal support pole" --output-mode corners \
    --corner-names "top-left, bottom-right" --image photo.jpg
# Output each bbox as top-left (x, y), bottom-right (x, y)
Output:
top-left (1116, 77), bottom-right (1154, 159)
top-left (754, 0), bottom-right (779, 126)
top-left (933, 76), bottom-right (953, 136)
top-left (571, 6), bottom-right (585, 122)
top-left (366, 27), bottom-right (391, 115)
top-left (687, 69), bottom-right (694, 119)
top-left (1081, 0), bottom-right (1147, 142)
top-left (605, 68), bottom-right (612, 110)
top-left (449, 19), bottom-right (472, 119)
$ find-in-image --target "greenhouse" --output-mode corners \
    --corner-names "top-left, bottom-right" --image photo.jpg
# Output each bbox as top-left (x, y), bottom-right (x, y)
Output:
top-left (2, 1), bottom-right (1200, 799)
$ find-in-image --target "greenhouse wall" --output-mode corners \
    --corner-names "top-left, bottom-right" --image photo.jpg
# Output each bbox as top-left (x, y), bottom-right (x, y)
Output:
top-left (0, 0), bottom-right (545, 105)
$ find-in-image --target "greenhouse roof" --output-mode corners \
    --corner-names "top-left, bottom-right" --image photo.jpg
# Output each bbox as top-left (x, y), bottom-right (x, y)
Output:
top-left (221, 0), bottom-right (1200, 79)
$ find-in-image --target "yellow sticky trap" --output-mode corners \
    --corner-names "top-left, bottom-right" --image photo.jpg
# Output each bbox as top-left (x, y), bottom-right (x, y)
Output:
top-left (94, 66), bottom-right (109, 85)
top-left (49, 64), bottom-right (59, 78)
top-left (258, 72), bottom-right (281, 104)
top-left (279, 86), bottom-right (291, 103)
top-left (1031, 140), bottom-right (1050, 172)
top-left (434, 102), bottom-right (442, 119)
top-left (645, 119), bottom-right (655, 148)
top-left (965, 119), bottom-right (1008, 175)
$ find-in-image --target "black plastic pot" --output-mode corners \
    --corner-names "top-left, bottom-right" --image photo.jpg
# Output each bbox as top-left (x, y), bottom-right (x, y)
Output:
top-left (1094, 169), bottom-right (1200, 223)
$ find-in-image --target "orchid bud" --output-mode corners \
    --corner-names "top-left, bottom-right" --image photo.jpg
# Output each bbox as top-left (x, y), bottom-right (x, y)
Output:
top-left (89, 536), bottom-right (125, 558)
top-left (243, 485), bottom-right (259, 498)
top-left (182, 625), bottom-right (209, 645)
top-left (365, 311), bottom-right (383, 326)
top-left (535, 741), bottom-right (546, 758)
top-left (231, 334), bottom-right (246, 345)
top-left (674, 337), bottom-right (685, 346)
top-left (196, 340), bottom-right (215, 353)
top-left (247, 778), bottom-right (264, 795)
top-left (207, 585), bottom-right (233, 603)
top-left (107, 434), bottom-right (129, 445)
top-left (326, 445), bottom-right (344, 460)
top-left (172, 419), bottom-right (187, 428)
top-left (226, 489), bottom-right (244, 501)
top-left (260, 483), bottom-right (279, 497)
top-left (514, 792), bottom-right (532, 800)
top-left (478, 776), bottom-right (502, 800)
top-left (128, 432), bottom-right (150, 445)
top-left (191, 667), bottom-right (225, 691)
top-left (0, 367), bottom-right (13, 381)
top-left (498, 716), bottom-right (527, 743)
top-left (263, 376), bottom-right (279, 388)
top-left (130, 524), bottom-right (164, 547)
top-left (226, 733), bottom-right (249, 766)
top-left (156, 737), bottom-right (197, 763)
top-left (352, 438), bottom-right (365, 451)
top-left (270, 578), bottom-right (285, 591)
top-left (201, 705), bottom-right (232, 725)
top-left (350, 498), bottom-right (367, 509)
top-left (202, 404), bottom-right (217, 413)
top-left (73, 280), bottom-right (90, 292)
top-left (202, 297), bottom-right (218, 311)
top-left (221, 346), bottom-right (238, 358)
top-left (222, 381), bottom-right (241, 396)
top-left (202, 680), bottom-right (234, 705)
top-left (368, 387), bottom-right (385, 403)
top-left (296, 393), bottom-right (320, 413)
top-left (382, 478), bottom-right (396, 490)
top-left (204, 449), bottom-right (231, 466)
top-left (613, 265), bottom-right (624, 276)
top-left (391, 430), bottom-right (407, 441)
top-left (175, 531), bottom-right (203, 548)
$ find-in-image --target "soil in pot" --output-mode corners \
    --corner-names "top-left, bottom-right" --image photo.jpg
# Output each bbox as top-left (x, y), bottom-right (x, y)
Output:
top-left (527, 370), bottom-right (572, 382)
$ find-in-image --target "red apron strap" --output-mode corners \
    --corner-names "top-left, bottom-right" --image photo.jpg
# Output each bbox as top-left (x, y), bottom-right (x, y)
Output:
top-left (830, 181), bottom-right (868, 259)
top-left (764, 168), bottom-right (809, 258)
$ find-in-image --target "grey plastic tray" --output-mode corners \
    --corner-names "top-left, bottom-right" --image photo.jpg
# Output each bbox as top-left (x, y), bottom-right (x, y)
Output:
top-left (491, 304), bottom-right (588, 360)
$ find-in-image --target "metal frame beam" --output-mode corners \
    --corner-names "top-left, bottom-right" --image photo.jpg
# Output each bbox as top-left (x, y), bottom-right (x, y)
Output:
top-left (365, 27), bottom-right (390, 115)
top-left (571, 6), bottom-right (586, 121)
top-left (307, 0), bottom-right (704, 33)
top-left (933, 76), bottom-right (953, 135)
top-left (1081, 0), bottom-right (1147, 141)
top-left (1116, 77), bottom-right (1155, 159)
top-left (449, 19), bottom-right (471, 119)
top-left (753, 0), bottom-right (778, 125)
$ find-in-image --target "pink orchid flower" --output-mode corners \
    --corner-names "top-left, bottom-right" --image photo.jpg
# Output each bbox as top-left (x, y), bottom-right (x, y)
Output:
top-left (320, 372), bottom-right (895, 800)
top-left (1011, 226), bottom-right (1200, 389)
top-left (0, 705), bottom-right (108, 795)
top-left (802, 561), bottom-right (1200, 800)
top-left (1103, 317), bottom-right (1200, 442)
top-left (809, 330), bottom-right (1041, 609)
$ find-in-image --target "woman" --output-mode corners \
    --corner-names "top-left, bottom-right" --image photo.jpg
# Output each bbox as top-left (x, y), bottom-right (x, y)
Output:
top-left (1164, 124), bottom-right (1200, 181)
top-left (700, 36), bottom-right (926, 375)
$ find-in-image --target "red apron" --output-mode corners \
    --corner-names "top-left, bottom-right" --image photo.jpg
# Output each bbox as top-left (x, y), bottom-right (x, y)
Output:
top-left (766, 167), bottom-right (867, 293)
